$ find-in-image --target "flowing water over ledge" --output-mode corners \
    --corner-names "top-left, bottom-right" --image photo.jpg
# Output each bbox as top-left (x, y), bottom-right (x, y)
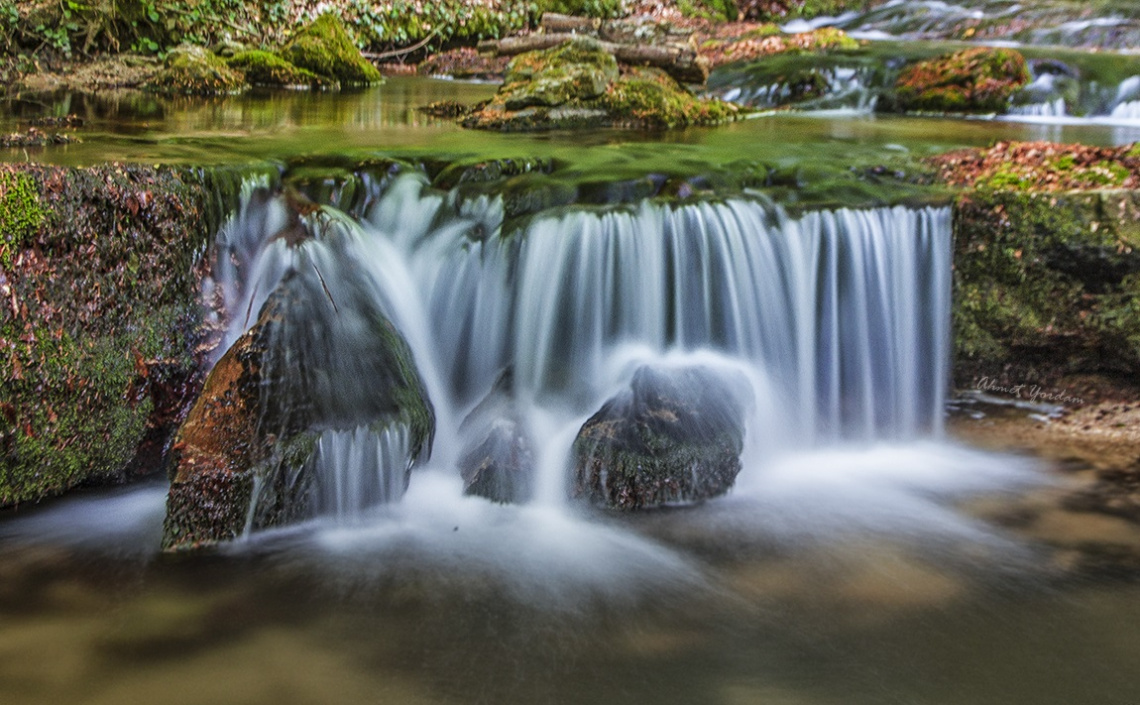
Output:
top-left (4, 76), bottom-right (1140, 704)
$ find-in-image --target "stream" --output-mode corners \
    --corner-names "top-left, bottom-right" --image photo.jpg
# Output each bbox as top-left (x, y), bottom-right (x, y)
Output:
top-left (4, 16), bottom-right (1140, 704)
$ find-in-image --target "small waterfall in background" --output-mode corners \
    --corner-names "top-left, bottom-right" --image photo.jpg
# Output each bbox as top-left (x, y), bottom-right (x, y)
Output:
top-left (207, 172), bottom-right (952, 524)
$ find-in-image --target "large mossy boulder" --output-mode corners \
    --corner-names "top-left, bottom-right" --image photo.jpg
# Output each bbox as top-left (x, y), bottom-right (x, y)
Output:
top-left (463, 37), bottom-right (740, 131)
top-left (281, 13), bottom-right (383, 86)
top-left (894, 47), bottom-right (1030, 114)
top-left (572, 365), bottom-right (750, 510)
top-left (1, 164), bottom-right (241, 508)
top-left (142, 45), bottom-right (247, 95)
top-left (953, 188), bottom-right (1140, 394)
top-left (499, 38), bottom-right (620, 109)
top-left (457, 368), bottom-right (535, 504)
top-left (162, 207), bottom-right (433, 551)
top-left (226, 50), bottom-right (336, 89)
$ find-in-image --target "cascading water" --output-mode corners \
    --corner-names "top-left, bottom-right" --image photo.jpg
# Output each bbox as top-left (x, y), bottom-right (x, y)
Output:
top-left (208, 171), bottom-right (952, 526)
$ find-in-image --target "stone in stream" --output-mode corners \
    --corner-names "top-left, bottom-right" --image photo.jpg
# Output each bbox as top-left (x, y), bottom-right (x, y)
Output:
top-left (572, 365), bottom-right (751, 510)
top-left (462, 37), bottom-right (741, 131)
top-left (162, 206), bottom-right (434, 551)
top-left (458, 368), bottom-right (536, 504)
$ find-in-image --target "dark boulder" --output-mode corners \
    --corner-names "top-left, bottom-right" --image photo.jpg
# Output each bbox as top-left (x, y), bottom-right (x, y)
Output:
top-left (458, 368), bottom-right (535, 504)
top-left (572, 365), bottom-right (750, 510)
top-left (162, 206), bottom-right (433, 550)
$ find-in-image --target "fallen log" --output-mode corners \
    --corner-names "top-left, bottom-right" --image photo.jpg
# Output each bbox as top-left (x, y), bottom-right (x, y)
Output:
top-left (540, 12), bottom-right (601, 34)
top-left (477, 33), bottom-right (710, 84)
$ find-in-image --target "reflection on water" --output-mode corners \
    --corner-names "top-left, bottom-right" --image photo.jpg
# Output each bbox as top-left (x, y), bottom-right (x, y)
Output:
top-left (4, 77), bottom-right (1140, 169)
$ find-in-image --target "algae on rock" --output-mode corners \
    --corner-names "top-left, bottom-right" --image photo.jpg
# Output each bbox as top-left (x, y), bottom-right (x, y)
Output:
top-left (1, 164), bottom-right (243, 508)
top-left (953, 189), bottom-right (1140, 392)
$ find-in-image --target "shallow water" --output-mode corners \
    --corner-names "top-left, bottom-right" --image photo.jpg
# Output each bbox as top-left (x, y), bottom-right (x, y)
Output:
top-left (2, 444), bottom-right (1139, 705)
top-left (4, 77), bottom-right (1140, 170)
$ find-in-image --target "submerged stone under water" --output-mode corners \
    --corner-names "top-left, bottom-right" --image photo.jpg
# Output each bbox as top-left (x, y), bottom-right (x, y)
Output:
top-left (166, 170), bottom-right (953, 542)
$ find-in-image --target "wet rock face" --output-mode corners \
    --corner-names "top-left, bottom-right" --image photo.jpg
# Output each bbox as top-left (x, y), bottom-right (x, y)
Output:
top-left (458, 370), bottom-right (535, 505)
top-left (573, 365), bottom-right (750, 510)
top-left (162, 208), bottom-right (434, 551)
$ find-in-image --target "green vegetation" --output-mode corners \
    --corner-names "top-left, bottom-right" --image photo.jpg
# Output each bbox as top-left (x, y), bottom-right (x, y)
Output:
top-left (226, 49), bottom-right (334, 88)
top-left (599, 67), bottom-right (739, 128)
top-left (142, 44), bottom-right (246, 94)
top-left (0, 164), bottom-right (244, 507)
top-left (953, 189), bottom-right (1140, 388)
top-left (0, 172), bottom-right (46, 269)
top-left (465, 37), bottom-right (743, 130)
top-left (281, 13), bottom-right (382, 86)
top-left (680, 0), bottom-right (872, 22)
top-left (895, 47), bottom-right (1030, 114)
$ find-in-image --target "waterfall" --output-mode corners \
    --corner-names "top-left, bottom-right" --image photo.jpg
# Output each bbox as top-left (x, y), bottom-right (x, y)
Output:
top-left (408, 188), bottom-right (950, 441)
top-left (209, 172), bottom-right (952, 521)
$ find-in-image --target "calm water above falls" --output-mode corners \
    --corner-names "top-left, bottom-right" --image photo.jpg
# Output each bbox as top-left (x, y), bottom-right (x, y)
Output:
top-left (4, 76), bottom-right (1140, 704)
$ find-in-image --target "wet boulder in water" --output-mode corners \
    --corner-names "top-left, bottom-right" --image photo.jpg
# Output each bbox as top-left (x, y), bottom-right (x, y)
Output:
top-left (162, 208), bottom-right (434, 551)
top-left (458, 369), bottom-right (535, 504)
top-left (573, 365), bottom-right (750, 510)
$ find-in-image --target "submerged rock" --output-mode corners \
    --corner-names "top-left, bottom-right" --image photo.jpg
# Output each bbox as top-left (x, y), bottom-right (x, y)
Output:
top-left (162, 207), bottom-right (433, 551)
top-left (458, 368), bottom-right (535, 504)
top-left (462, 38), bottom-right (740, 131)
top-left (142, 45), bottom-right (247, 95)
top-left (572, 365), bottom-right (750, 510)
top-left (281, 13), bottom-right (383, 86)
top-left (894, 47), bottom-right (1030, 114)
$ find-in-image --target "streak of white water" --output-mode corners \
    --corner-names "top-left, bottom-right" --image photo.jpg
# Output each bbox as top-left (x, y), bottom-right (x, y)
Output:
top-left (213, 173), bottom-right (954, 526)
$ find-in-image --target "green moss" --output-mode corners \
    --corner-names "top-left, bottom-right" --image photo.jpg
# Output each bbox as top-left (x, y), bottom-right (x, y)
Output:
top-left (678, 0), bottom-right (739, 21)
top-left (598, 68), bottom-right (740, 129)
top-left (281, 13), bottom-right (383, 86)
top-left (143, 45), bottom-right (247, 95)
top-left (536, 0), bottom-right (626, 18)
top-left (1, 164), bottom-right (239, 508)
top-left (895, 47), bottom-right (1030, 114)
top-left (953, 189), bottom-right (1140, 389)
top-left (0, 172), bottom-right (46, 269)
top-left (226, 50), bottom-right (336, 89)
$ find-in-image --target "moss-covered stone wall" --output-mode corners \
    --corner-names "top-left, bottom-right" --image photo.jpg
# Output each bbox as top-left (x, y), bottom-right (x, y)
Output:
top-left (952, 188), bottom-right (1140, 397)
top-left (0, 163), bottom-right (244, 507)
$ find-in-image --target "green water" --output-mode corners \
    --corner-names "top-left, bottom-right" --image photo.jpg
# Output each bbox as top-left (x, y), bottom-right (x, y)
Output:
top-left (4, 77), bottom-right (1137, 171)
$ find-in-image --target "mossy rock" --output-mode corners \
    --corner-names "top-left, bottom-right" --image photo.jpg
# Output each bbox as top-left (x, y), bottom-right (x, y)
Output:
top-left (572, 365), bottom-right (750, 510)
top-left (280, 13), bottom-right (383, 86)
top-left (162, 204), bottom-right (433, 551)
top-left (0, 171), bottom-right (47, 270)
top-left (895, 47), bottom-right (1030, 114)
top-left (226, 50), bottom-right (337, 90)
top-left (953, 189), bottom-right (1140, 391)
top-left (599, 67), bottom-right (741, 128)
top-left (500, 37), bottom-right (620, 109)
top-left (464, 38), bottom-right (742, 131)
top-left (457, 368), bottom-right (535, 504)
top-left (1, 164), bottom-right (245, 508)
top-left (142, 45), bottom-right (247, 96)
